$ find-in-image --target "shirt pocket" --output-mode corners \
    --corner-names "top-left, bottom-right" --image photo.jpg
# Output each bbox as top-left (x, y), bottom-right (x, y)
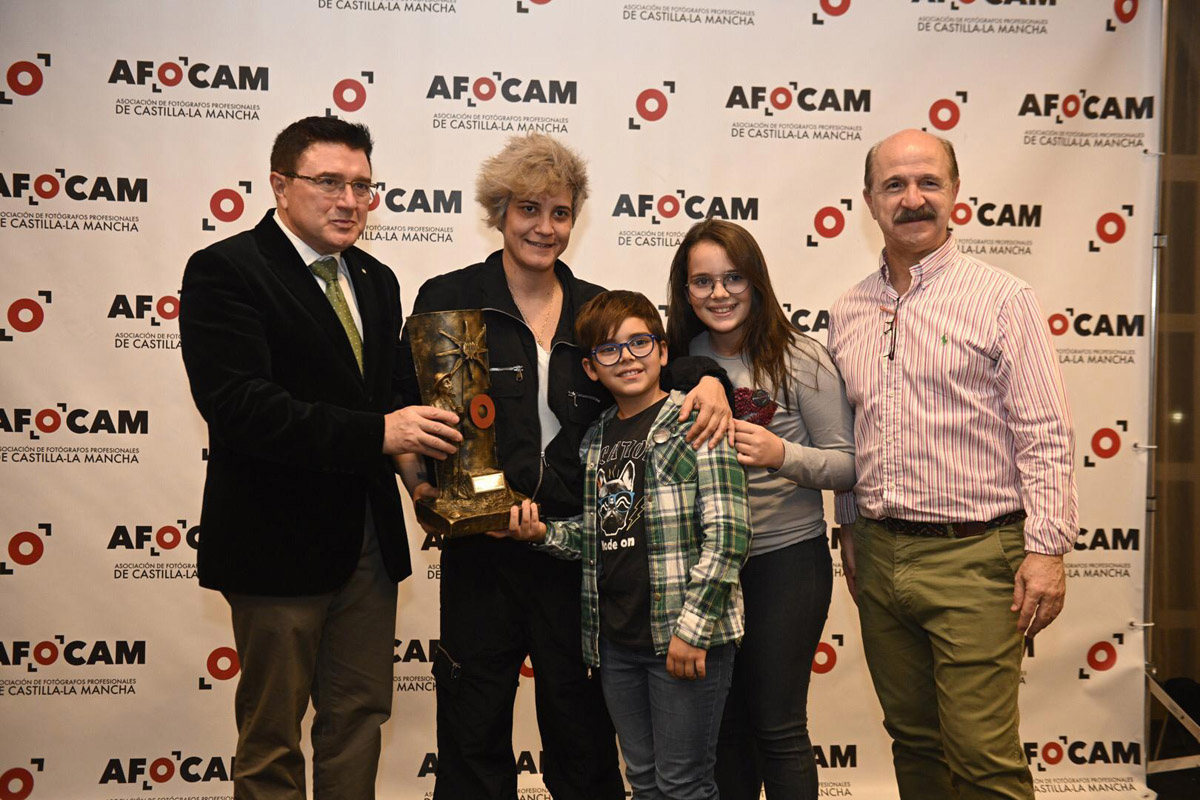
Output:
top-left (926, 337), bottom-right (994, 399)
top-left (651, 433), bottom-right (698, 485)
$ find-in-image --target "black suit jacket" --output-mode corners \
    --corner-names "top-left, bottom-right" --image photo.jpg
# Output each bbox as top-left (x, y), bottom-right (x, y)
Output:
top-left (180, 210), bottom-right (412, 595)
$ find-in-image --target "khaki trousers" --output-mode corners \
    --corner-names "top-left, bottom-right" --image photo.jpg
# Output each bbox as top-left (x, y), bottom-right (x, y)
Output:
top-left (226, 515), bottom-right (397, 800)
top-left (853, 517), bottom-right (1034, 800)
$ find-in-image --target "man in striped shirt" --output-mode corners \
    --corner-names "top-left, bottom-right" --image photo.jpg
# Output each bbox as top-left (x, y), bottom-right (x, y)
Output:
top-left (828, 129), bottom-right (1077, 800)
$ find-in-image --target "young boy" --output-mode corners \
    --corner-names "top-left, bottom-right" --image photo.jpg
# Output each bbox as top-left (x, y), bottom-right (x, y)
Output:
top-left (504, 289), bottom-right (750, 800)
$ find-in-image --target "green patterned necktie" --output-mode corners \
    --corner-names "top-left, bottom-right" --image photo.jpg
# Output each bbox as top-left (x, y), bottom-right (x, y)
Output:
top-left (309, 257), bottom-right (364, 374)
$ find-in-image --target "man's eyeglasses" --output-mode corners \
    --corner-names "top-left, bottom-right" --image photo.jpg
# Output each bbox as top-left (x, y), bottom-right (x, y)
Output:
top-left (687, 272), bottom-right (749, 299)
top-left (591, 334), bottom-right (659, 366)
top-left (279, 172), bottom-right (378, 202)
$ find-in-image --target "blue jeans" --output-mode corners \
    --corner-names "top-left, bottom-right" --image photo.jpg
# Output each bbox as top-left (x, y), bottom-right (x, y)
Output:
top-left (600, 637), bottom-right (737, 800)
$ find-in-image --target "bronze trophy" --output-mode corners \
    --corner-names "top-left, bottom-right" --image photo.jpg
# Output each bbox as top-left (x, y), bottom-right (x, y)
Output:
top-left (406, 309), bottom-right (525, 537)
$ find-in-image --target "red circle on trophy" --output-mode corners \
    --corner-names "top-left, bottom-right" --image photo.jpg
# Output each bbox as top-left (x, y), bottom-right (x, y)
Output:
top-left (470, 394), bottom-right (496, 428)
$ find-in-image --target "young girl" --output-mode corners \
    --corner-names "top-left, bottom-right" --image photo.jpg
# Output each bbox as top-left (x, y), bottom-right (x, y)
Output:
top-left (666, 219), bottom-right (856, 800)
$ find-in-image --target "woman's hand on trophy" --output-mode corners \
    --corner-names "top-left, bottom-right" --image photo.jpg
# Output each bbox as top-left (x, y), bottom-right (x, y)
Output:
top-left (488, 499), bottom-right (547, 542)
top-left (383, 405), bottom-right (461, 457)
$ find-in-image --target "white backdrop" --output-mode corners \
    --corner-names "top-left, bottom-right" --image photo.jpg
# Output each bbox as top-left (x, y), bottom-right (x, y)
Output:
top-left (0, 1), bottom-right (1160, 798)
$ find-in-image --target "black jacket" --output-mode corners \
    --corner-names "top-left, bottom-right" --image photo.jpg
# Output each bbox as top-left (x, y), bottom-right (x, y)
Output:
top-left (397, 251), bottom-right (722, 536)
top-left (180, 211), bottom-right (412, 595)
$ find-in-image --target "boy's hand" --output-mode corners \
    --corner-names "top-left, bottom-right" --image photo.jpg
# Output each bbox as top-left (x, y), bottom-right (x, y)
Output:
top-left (487, 499), bottom-right (547, 542)
top-left (680, 376), bottom-right (734, 449)
top-left (732, 420), bottom-right (785, 469)
top-left (666, 635), bottom-right (707, 680)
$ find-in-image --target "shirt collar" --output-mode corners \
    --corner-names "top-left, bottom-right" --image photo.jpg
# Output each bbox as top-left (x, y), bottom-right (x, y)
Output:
top-left (878, 233), bottom-right (959, 292)
top-left (273, 212), bottom-right (342, 271)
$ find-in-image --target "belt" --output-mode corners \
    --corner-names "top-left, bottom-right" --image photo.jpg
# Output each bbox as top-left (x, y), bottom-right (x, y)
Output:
top-left (871, 510), bottom-right (1026, 539)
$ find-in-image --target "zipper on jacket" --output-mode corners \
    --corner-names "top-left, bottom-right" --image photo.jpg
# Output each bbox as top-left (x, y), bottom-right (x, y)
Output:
top-left (489, 365), bottom-right (524, 382)
top-left (436, 642), bottom-right (462, 680)
top-left (567, 390), bottom-right (601, 407)
top-left (530, 450), bottom-right (547, 501)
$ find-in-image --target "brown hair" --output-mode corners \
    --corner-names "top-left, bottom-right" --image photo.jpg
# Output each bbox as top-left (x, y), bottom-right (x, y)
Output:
top-left (666, 219), bottom-right (822, 408)
top-left (270, 116), bottom-right (373, 174)
top-left (575, 290), bottom-right (665, 354)
top-left (476, 133), bottom-right (590, 230)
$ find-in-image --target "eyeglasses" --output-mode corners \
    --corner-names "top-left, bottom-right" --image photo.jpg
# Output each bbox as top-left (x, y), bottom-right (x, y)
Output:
top-left (687, 272), bottom-right (749, 299)
top-left (279, 172), bottom-right (378, 202)
top-left (590, 334), bottom-right (659, 366)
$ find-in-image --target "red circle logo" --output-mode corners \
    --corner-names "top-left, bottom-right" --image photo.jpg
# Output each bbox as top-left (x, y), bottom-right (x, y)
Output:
top-left (820, 0), bottom-right (851, 16)
top-left (1114, 0), bottom-right (1138, 24)
top-left (34, 174), bottom-right (59, 199)
top-left (207, 646), bottom-right (241, 680)
top-left (1041, 742), bottom-right (1064, 765)
top-left (6, 61), bottom-right (43, 96)
top-left (0, 767), bottom-right (35, 800)
top-left (156, 525), bottom-right (182, 550)
top-left (334, 79), bottom-right (367, 113)
top-left (1091, 428), bottom-right (1121, 458)
top-left (473, 77), bottom-right (496, 101)
top-left (813, 207), bottom-right (845, 239)
top-left (1096, 212), bottom-right (1125, 244)
top-left (657, 196), bottom-right (679, 219)
top-left (812, 641), bottom-right (838, 674)
top-left (951, 203), bottom-right (973, 225)
top-left (34, 640), bottom-right (58, 666)
top-left (1062, 95), bottom-right (1081, 118)
top-left (519, 655), bottom-right (535, 679)
top-left (156, 296), bottom-right (180, 320)
top-left (157, 62), bottom-right (183, 87)
top-left (210, 189), bottom-right (245, 223)
top-left (8, 532), bottom-right (44, 566)
top-left (7, 299), bottom-right (45, 334)
top-left (636, 89), bottom-right (669, 122)
top-left (769, 87), bottom-right (791, 111)
top-left (1047, 313), bottom-right (1069, 336)
top-left (469, 394), bottom-right (496, 429)
top-left (35, 409), bottom-right (61, 434)
top-left (1087, 641), bottom-right (1117, 672)
top-left (928, 99), bottom-right (960, 131)
top-left (149, 757), bottom-right (175, 783)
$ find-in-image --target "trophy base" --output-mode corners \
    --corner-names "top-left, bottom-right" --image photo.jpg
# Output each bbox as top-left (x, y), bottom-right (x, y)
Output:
top-left (416, 491), bottom-right (529, 539)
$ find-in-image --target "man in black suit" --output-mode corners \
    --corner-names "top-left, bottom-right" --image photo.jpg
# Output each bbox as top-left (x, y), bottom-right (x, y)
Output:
top-left (180, 116), bottom-right (459, 800)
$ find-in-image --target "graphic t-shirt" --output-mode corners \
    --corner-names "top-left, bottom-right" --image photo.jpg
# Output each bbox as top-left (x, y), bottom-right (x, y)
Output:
top-left (595, 397), bottom-right (667, 649)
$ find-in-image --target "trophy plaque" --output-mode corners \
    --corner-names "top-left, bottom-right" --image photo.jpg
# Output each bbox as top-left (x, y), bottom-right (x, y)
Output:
top-left (406, 309), bottom-right (525, 537)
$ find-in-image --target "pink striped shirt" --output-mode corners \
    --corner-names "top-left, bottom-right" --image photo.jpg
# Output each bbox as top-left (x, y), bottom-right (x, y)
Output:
top-left (827, 235), bottom-right (1077, 555)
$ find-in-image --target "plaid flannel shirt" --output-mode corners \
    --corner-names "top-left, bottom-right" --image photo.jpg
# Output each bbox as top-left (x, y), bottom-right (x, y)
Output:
top-left (541, 390), bottom-right (751, 667)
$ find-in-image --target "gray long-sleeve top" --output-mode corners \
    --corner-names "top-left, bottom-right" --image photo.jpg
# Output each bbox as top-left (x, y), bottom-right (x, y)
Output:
top-left (691, 333), bottom-right (856, 557)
